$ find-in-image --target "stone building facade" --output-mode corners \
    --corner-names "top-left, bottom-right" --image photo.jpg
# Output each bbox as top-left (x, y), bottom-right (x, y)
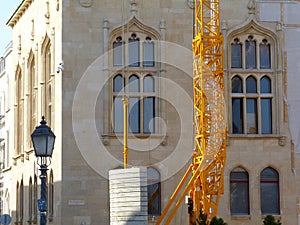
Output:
top-left (0, 42), bottom-right (13, 218)
top-left (2, 0), bottom-right (300, 224)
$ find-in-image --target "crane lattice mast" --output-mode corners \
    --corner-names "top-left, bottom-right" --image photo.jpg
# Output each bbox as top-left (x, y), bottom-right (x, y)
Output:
top-left (156, 0), bottom-right (226, 224)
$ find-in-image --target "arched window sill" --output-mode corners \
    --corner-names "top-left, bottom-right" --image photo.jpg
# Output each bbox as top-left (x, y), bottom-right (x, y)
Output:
top-left (231, 215), bottom-right (251, 220)
top-left (261, 214), bottom-right (281, 220)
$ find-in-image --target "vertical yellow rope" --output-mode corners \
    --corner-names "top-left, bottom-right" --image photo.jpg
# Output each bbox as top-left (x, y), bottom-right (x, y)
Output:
top-left (123, 98), bottom-right (128, 169)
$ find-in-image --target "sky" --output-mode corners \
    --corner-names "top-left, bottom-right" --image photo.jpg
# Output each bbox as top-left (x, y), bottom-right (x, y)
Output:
top-left (0, 0), bottom-right (22, 56)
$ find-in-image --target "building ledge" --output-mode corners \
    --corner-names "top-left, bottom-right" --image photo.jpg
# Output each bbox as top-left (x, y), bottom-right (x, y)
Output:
top-left (227, 134), bottom-right (288, 147)
top-left (25, 148), bottom-right (34, 160)
top-left (101, 133), bottom-right (168, 146)
top-left (2, 166), bottom-right (12, 173)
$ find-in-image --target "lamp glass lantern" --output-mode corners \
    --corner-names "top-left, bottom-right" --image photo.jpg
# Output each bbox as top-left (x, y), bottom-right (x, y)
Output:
top-left (31, 116), bottom-right (55, 158)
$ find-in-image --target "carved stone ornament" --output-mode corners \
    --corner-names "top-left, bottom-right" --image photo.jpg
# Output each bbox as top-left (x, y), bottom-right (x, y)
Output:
top-left (187, 0), bottom-right (195, 9)
top-left (278, 136), bottom-right (287, 147)
top-left (78, 0), bottom-right (93, 8)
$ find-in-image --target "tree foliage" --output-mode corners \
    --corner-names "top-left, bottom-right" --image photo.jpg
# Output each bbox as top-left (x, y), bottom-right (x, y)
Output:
top-left (263, 215), bottom-right (282, 225)
top-left (192, 211), bottom-right (227, 225)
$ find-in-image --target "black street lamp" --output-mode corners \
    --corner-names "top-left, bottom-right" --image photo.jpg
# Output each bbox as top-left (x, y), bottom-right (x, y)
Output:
top-left (31, 116), bottom-right (55, 225)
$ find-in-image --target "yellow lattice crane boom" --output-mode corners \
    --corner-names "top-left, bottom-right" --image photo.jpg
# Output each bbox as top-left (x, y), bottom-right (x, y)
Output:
top-left (156, 0), bottom-right (226, 224)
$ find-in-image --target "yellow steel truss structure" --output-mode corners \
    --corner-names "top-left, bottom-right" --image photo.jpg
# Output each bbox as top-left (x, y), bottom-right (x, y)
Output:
top-left (156, 0), bottom-right (226, 224)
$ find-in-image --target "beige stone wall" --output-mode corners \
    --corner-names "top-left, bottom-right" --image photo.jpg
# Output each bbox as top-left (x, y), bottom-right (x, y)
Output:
top-left (61, 0), bottom-right (193, 224)
top-left (5, 0), bottom-right (300, 225)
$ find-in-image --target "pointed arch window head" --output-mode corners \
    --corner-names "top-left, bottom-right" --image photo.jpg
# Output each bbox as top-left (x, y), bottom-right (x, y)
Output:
top-left (246, 35), bottom-right (257, 69)
top-left (129, 75), bottom-right (140, 92)
top-left (260, 76), bottom-right (271, 93)
top-left (144, 75), bottom-right (155, 92)
top-left (230, 167), bottom-right (249, 215)
top-left (129, 33), bottom-right (140, 67)
top-left (246, 76), bottom-right (257, 93)
top-left (113, 36), bottom-right (123, 66)
top-left (231, 38), bottom-right (242, 68)
top-left (260, 167), bottom-right (280, 215)
top-left (232, 76), bottom-right (243, 93)
top-left (113, 74), bottom-right (124, 93)
top-left (260, 39), bottom-right (271, 69)
top-left (143, 37), bottom-right (154, 67)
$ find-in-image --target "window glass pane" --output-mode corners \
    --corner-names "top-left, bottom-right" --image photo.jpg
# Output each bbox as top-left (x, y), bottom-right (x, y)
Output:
top-left (246, 98), bottom-right (257, 134)
top-left (230, 170), bottom-right (249, 215)
top-left (144, 97), bottom-right (155, 133)
top-left (129, 34), bottom-right (140, 67)
top-left (129, 75), bottom-right (140, 92)
top-left (144, 37), bottom-right (154, 67)
top-left (261, 183), bottom-right (279, 215)
top-left (113, 75), bottom-right (124, 92)
top-left (230, 182), bottom-right (249, 215)
top-left (147, 168), bottom-right (161, 215)
top-left (246, 76), bottom-right (257, 93)
top-left (260, 39), bottom-right (271, 69)
top-left (246, 36), bottom-right (256, 69)
top-left (232, 76), bottom-right (243, 93)
top-left (231, 39), bottom-right (242, 68)
top-left (113, 97), bottom-right (123, 133)
top-left (144, 75), bottom-right (155, 92)
top-left (113, 37), bottom-right (123, 66)
top-left (230, 171), bottom-right (248, 180)
top-left (232, 98), bottom-right (243, 134)
top-left (261, 98), bottom-right (272, 134)
top-left (129, 97), bottom-right (140, 133)
top-left (260, 76), bottom-right (271, 93)
top-left (260, 168), bottom-right (280, 215)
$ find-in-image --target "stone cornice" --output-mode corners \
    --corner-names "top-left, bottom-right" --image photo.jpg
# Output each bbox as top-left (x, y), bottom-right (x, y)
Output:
top-left (6, 0), bottom-right (34, 28)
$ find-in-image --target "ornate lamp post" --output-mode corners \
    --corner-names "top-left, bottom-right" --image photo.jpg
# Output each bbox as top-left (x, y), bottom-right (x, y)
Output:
top-left (31, 116), bottom-right (55, 225)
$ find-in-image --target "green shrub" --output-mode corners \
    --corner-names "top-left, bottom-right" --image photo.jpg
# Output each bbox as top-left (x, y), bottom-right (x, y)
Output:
top-left (192, 210), bottom-right (227, 225)
top-left (263, 215), bottom-right (282, 225)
